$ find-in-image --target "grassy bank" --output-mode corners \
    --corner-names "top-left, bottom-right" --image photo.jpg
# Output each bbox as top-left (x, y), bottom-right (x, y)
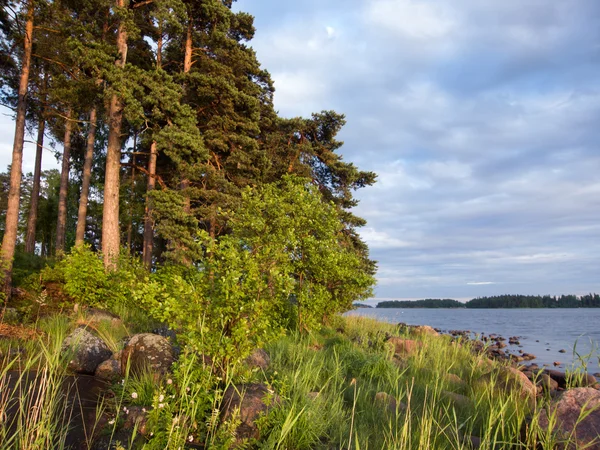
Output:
top-left (0, 311), bottom-right (597, 449)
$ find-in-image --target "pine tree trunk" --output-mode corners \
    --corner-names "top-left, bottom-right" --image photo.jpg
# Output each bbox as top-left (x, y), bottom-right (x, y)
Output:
top-left (142, 141), bottom-right (157, 269)
top-left (102, 0), bottom-right (128, 270)
top-left (75, 106), bottom-right (97, 247)
top-left (25, 115), bottom-right (45, 253)
top-left (55, 109), bottom-right (73, 254)
top-left (181, 18), bottom-right (192, 215)
top-left (142, 20), bottom-right (162, 269)
top-left (126, 143), bottom-right (136, 253)
top-left (2, 0), bottom-right (34, 297)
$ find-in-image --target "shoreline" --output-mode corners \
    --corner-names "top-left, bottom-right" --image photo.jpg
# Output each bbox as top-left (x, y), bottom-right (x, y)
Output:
top-left (345, 308), bottom-right (600, 376)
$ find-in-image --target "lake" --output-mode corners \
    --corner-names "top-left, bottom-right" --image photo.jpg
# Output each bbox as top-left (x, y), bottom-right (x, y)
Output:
top-left (345, 308), bottom-right (600, 374)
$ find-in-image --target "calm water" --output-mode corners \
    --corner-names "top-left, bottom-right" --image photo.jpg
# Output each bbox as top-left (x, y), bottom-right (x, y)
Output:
top-left (345, 308), bottom-right (600, 374)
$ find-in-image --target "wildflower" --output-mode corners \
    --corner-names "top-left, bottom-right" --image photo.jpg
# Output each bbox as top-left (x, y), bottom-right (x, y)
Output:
top-left (188, 435), bottom-right (194, 442)
top-left (108, 419), bottom-right (115, 425)
top-left (167, 379), bottom-right (173, 385)
top-left (159, 394), bottom-right (165, 402)
top-left (158, 403), bottom-right (165, 408)
top-left (131, 392), bottom-right (138, 399)
top-left (185, 387), bottom-right (190, 392)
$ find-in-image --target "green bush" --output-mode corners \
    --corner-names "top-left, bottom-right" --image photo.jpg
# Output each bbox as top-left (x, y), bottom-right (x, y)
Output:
top-left (139, 176), bottom-right (375, 366)
top-left (47, 245), bottom-right (147, 310)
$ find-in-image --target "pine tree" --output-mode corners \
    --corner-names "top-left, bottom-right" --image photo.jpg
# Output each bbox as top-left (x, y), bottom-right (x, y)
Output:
top-left (1, 0), bottom-right (34, 297)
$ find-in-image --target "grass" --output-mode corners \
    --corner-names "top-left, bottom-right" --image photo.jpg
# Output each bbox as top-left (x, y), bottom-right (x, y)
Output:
top-left (1, 311), bottom-right (598, 449)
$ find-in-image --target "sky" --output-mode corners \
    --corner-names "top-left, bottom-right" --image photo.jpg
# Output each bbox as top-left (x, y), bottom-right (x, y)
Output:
top-left (2, 0), bottom-right (600, 302)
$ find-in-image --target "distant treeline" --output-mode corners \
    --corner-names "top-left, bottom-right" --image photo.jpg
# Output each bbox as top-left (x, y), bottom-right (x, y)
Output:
top-left (465, 294), bottom-right (600, 308)
top-left (375, 294), bottom-right (600, 309)
top-left (377, 299), bottom-right (465, 308)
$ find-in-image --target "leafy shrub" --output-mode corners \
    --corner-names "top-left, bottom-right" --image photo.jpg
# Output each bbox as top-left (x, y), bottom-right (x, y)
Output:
top-left (59, 245), bottom-right (109, 307)
top-left (140, 176), bottom-right (375, 365)
top-left (46, 245), bottom-right (147, 310)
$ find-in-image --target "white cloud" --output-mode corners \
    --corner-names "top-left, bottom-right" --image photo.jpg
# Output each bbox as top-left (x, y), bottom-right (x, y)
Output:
top-left (366, 0), bottom-right (456, 40)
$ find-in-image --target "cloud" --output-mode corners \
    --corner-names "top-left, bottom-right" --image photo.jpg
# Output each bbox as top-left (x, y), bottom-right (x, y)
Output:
top-left (3, 0), bottom-right (600, 299)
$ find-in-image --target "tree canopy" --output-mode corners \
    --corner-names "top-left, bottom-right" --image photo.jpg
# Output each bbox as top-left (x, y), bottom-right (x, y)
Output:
top-left (0, 0), bottom-right (377, 336)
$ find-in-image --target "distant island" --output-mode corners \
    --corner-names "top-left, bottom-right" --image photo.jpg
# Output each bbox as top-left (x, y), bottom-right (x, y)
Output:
top-left (353, 303), bottom-right (374, 308)
top-left (375, 294), bottom-right (600, 308)
top-left (378, 299), bottom-right (464, 308)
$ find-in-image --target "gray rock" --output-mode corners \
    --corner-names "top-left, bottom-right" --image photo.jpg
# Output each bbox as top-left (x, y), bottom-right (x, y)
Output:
top-left (222, 383), bottom-right (280, 441)
top-left (244, 349), bottom-right (270, 370)
top-left (478, 367), bottom-right (537, 408)
top-left (121, 333), bottom-right (174, 376)
top-left (84, 308), bottom-right (122, 325)
top-left (387, 337), bottom-right (422, 356)
top-left (538, 374), bottom-right (559, 393)
top-left (61, 326), bottom-right (112, 374)
top-left (538, 388), bottom-right (600, 449)
top-left (94, 359), bottom-right (122, 382)
top-left (122, 405), bottom-right (150, 436)
top-left (442, 391), bottom-right (474, 409)
top-left (375, 391), bottom-right (406, 413)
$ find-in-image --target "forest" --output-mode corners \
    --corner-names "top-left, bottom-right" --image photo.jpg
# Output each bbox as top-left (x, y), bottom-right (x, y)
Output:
top-left (377, 299), bottom-right (464, 308)
top-left (464, 294), bottom-right (600, 309)
top-left (0, 0), bottom-right (378, 352)
top-left (374, 295), bottom-right (600, 309)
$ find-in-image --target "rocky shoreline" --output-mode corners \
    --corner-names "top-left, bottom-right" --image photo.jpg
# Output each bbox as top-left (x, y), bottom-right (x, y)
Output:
top-left (409, 323), bottom-right (600, 378)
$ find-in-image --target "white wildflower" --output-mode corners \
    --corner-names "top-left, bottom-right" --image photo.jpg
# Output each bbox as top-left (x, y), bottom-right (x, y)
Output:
top-left (131, 392), bottom-right (138, 399)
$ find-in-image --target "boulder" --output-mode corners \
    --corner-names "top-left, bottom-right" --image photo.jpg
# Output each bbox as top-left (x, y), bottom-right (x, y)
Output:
top-left (538, 388), bottom-right (600, 449)
top-left (409, 325), bottom-right (439, 336)
top-left (479, 367), bottom-right (537, 407)
top-left (445, 373), bottom-right (468, 391)
top-left (538, 374), bottom-right (559, 393)
top-left (244, 349), bottom-right (270, 370)
top-left (122, 405), bottom-right (150, 436)
top-left (83, 308), bottom-right (122, 325)
top-left (544, 371), bottom-right (597, 389)
top-left (121, 333), bottom-right (174, 376)
top-left (545, 370), bottom-right (568, 389)
top-left (442, 391), bottom-right (474, 409)
top-left (95, 359), bottom-right (122, 382)
top-left (222, 383), bottom-right (280, 441)
top-left (61, 326), bottom-right (112, 374)
top-left (375, 391), bottom-right (406, 414)
top-left (387, 337), bottom-right (422, 356)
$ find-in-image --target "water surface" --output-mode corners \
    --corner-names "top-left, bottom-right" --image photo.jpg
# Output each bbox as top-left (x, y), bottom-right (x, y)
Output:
top-left (345, 308), bottom-right (600, 374)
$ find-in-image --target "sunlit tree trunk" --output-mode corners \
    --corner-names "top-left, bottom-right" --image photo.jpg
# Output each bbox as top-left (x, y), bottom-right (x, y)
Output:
top-left (102, 0), bottom-right (128, 269)
top-left (25, 114), bottom-right (45, 253)
top-left (75, 106), bottom-right (97, 247)
top-left (142, 20), bottom-right (162, 269)
top-left (2, 0), bottom-right (34, 297)
top-left (55, 109), bottom-right (73, 254)
top-left (142, 141), bottom-right (157, 268)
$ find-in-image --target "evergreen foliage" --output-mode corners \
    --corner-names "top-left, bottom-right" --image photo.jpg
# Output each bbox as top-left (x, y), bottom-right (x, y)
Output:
top-left (0, 0), bottom-right (376, 321)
